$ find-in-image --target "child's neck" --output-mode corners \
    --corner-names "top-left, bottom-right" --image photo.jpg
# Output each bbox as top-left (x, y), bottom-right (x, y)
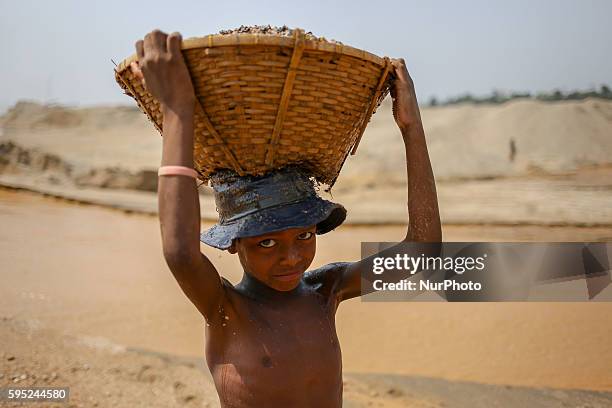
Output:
top-left (237, 272), bottom-right (303, 303)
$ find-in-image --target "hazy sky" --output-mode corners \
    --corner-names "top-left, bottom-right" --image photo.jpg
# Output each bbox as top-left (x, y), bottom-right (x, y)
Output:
top-left (1, 0), bottom-right (611, 113)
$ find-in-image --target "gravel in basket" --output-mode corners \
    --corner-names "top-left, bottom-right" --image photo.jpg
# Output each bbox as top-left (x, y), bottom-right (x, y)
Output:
top-left (115, 26), bottom-right (392, 187)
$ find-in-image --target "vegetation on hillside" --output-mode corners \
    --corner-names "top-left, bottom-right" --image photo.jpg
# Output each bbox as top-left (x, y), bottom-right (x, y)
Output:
top-left (428, 85), bottom-right (612, 107)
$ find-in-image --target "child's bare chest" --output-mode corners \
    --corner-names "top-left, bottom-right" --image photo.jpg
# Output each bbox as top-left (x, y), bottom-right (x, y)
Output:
top-left (205, 291), bottom-right (343, 406)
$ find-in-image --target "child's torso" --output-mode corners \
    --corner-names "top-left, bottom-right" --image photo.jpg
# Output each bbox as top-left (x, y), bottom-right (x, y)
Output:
top-left (205, 281), bottom-right (343, 407)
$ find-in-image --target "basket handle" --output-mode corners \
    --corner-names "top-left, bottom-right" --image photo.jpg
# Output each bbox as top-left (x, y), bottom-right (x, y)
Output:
top-left (265, 28), bottom-right (306, 166)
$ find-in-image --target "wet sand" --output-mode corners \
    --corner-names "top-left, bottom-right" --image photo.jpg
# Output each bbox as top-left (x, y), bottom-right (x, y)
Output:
top-left (1, 188), bottom-right (611, 395)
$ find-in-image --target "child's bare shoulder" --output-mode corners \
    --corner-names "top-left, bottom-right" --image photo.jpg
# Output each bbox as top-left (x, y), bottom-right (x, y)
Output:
top-left (303, 262), bottom-right (351, 300)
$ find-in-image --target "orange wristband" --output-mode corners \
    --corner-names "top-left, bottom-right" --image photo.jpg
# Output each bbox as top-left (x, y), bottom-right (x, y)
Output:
top-left (158, 166), bottom-right (198, 179)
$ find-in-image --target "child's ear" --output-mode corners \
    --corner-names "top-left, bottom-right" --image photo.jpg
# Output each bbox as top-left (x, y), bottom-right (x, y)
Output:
top-left (227, 240), bottom-right (237, 254)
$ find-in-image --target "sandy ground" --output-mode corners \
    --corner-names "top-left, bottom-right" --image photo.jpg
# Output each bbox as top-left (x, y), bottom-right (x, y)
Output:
top-left (1, 188), bottom-right (611, 408)
top-left (2, 99), bottom-right (612, 406)
top-left (3, 317), bottom-right (612, 408)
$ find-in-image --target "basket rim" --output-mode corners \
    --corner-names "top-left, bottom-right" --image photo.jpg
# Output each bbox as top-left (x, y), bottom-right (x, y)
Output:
top-left (115, 32), bottom-right (387, 73)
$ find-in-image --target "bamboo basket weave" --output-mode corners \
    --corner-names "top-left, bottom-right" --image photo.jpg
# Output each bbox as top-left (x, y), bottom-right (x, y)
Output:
top-left (114, 28), bottom-right (392, 186)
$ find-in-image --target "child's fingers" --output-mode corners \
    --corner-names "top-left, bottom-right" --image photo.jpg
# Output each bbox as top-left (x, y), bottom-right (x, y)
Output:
top-left (390, 59), bottom-right (402, 80)
top-left (167, 32), bottom-right (183, 57)
top-left (391, 58), bottom-right (407, 74)
top-left (390, 58), bottom-right (412, 84)
top-left (129, 61), bottom-right (141, 77)
top-left (135, 40), bottom-right (145, 61)
top-left (144, 29), bottom-right (167, 55)
top-left (129, 61), bottom-right (142, 78)
top-left (129, 61), bottom-right (147, 89)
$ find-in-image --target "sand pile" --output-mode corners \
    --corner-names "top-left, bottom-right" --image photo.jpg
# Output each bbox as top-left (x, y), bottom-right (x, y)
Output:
top-left (0, 141), bottom-right (72, 179)
top-left (1, 101), bottom-right (139, 131)
top-left (1, 99), bottom-right (612, 225)
top-left (217, 25), bottom-right (342, 44)
top-left (0, 141), bottom-right (158, 191)
top-left (0, 101), bottom-right (161, 172)
top-left (335, 97), bottom-right (612, 190)
top-left (0, 101), bottom-right (163, 191)
top-left (423, 97), bottom-right (612, 179)
top-left (2, 99), bottom-right (612, 190)
top-left (0, 317), bottom-right (220, 408)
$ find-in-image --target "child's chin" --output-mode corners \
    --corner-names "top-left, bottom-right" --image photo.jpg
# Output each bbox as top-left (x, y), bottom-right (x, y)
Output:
top-left (270, 279), bottom-right (301, 292)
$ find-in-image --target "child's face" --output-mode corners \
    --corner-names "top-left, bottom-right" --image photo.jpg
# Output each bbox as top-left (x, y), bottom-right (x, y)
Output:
top-left (228, 225), bottom-right (317, 291)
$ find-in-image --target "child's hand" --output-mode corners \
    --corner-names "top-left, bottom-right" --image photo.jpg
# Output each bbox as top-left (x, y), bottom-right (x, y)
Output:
top-left (390, 58), bottom-right (422, 133)
top-left (130, 30), bottom-right (196, 112)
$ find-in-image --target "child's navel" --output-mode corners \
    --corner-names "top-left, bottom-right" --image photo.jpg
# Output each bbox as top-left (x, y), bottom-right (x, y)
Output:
top-left (261, 356), bottom-right (273, 368)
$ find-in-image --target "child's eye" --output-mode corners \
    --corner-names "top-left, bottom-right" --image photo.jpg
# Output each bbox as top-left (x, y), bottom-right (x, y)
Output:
top-left (298, 231), bottom-right (314, 240)
top-left (258, 239), bottom-right (277, 248)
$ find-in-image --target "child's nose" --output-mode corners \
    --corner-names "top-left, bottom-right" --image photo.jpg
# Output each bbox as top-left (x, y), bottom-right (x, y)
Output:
top-left (279, 247), bottom-right (301, 266)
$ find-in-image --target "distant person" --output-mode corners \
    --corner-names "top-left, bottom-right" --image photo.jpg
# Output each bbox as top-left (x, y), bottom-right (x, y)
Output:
top-left (130, 29), bottom-right (441, 407)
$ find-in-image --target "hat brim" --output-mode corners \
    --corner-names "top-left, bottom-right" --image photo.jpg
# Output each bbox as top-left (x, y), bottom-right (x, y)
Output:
top-left (200, 197), bottom-right (346, 250)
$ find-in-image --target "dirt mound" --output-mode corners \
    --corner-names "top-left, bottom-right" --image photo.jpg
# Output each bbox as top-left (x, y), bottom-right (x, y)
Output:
top-left (217, 25), bottom-right (343, 44)
top-left (0, 141), bottom-right (158, 192)
top-left (1, 317), bottom-right (219, 408)
top-left (75, 167), bottom-right (158, 191)
top-left (1, 101), bottom-right (83, 128)
top-left (335, 97), bottom-right (612, 189)
top-left (1, 98), bottom-right (612, 191)
top-left (0, 141), bottom-right (73, 183)
top-left (0, 101), bottom-right (159, 172)
top-left (1, 101), bottom-right (142, 131)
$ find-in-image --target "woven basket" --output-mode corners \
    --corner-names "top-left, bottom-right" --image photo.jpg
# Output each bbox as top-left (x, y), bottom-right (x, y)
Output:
top-left (114, 28), bottom-right (392, 186)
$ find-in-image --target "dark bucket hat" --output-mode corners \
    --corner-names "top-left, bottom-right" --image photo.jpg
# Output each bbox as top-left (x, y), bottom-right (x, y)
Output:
top-left (200, 166), bottom-right (347, 250)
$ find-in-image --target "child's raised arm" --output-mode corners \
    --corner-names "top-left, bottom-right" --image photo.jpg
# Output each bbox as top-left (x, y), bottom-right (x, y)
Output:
top-left (314, 59), bottom-right (442, 303)
top-left (390, 58), bottom-right (441, 243)
top-left (131, 30), bottom-right (224, 321)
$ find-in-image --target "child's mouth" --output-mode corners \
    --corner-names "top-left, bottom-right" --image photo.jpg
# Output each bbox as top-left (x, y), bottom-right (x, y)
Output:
top-left (273, 270), bottom-right (303, 281)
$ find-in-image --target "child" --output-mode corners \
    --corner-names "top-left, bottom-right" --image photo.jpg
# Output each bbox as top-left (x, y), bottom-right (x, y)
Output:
top-left (131, 29), bottom-right (441, 407)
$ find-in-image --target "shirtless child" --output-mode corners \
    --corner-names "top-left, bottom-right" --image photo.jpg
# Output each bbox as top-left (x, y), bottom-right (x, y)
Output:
top-left (131, 29), bottom-right (441, 407)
